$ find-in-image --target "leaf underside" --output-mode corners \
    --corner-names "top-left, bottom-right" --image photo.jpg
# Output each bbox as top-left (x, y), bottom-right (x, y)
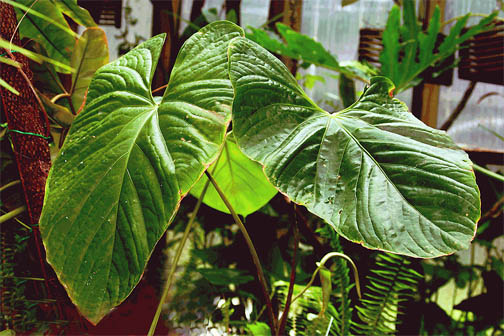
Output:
top-left (40, 21), bottom-right (244, 324)
top-left (229, 37), bottom-right (480, 259)
top-left (190, 135), bottom-right (277, 217)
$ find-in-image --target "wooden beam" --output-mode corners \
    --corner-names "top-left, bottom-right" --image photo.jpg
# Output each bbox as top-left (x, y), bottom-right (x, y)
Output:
top-left (281, 0), bottom-right (303, 75)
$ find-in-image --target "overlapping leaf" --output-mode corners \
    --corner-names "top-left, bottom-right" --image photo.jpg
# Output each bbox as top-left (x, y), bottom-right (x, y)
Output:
top-left (70, 27), bottom-right (109, 112)
top-left (229, 37), bottom-right (480, 258)
top-left (190, 135), bottom-right (277, 217)
top-left (40, 21), bottom-right (244, 324)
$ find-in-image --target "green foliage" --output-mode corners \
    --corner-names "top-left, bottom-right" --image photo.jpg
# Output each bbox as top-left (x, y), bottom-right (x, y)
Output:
top-left (246, 322), bottom-right (272, 336)
top-left (190, 135), bottom-right (277, 217)
top-left (229, 37), bottom-right (480, 258)
top-left (318, 227), bottom-right (354, 335)
top-left (70, 27), bottom-right (109, 112)
top-left (39, 22), bottom-right (244, 324)
top-left (12, 0), bottom-right (94, 72)
top-left (380, 0), bottom-right (497, 91)
top-left (275, 280), bottom-right (340, 336)
top-left (246, 23), bottom-right (376, 82)
top-left (354, 253), bottom-right (422, 335)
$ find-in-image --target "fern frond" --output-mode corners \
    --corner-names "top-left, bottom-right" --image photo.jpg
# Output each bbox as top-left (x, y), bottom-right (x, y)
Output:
top-left (353, 253), bottom-right (422, 335)
top-left (275, 280), bottom-right (336, 336)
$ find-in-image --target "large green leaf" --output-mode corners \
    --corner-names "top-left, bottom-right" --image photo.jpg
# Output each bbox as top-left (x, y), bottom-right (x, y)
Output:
top-left (229, 38), bottom-right (480, 258)
top-left (70, 27), bottom-right (109, 112)
top-left (190, 134), bottom-right (277, 217)
top-left (40, 21), bottom-right (244, 324)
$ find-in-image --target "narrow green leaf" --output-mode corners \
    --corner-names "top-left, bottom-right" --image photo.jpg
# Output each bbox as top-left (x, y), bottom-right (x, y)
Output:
top-left (0, 77), bottom-right (19, 95)
top-left (438, 14), bottom-right (470, 56)
top-left (0, 37), bottom-right (74, 73)
top-left (54, 0), bottom-right (97, 27)
top-left (70, 27), bottom-right (109, 112)
top-left (229, 38), bottom-right (480, 258)
top-left (418, 6), bottom-right (440, 67)
top-left (0, 56), bottom-right (20, 68)
top-left (40, 21), bottom-right (244, 324)
top-left (14, 0), bottom-right (78, 72)
top-left (398, 0), bottom-right (420, 87)
top-left (5, 0), bottom-right (80, 39)
top-left (190, 135), bottom-right (277, 217)
top-left (380, 5), bottom-right (401, 85)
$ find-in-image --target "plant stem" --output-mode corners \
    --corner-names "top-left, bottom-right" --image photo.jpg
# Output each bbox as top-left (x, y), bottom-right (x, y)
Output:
top-left (277, 205), bottom-right (300, 336)
top-left (152, 83), bottom-right (168, 94)
top-left (147, 177), bottom-right (212, 336)
top-left (205, 170), bottom-right (278, 333)
top-left (0, 205), bottom-right (26, 224)
top-left (292, 252), bottom-right (361, 305)
top-left (440, 81), bottom-right (477, 131)
top-left (473, 163), bottom-right (504, 183)
top-left (0, 179), bottom-right (20, 192)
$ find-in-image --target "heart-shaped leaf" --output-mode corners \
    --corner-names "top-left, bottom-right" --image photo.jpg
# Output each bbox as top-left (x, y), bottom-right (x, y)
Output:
top-left (40, 21), bottom-right (244, 324)
top-left (229, 37), bottom-right (480, 258)
top-left (70, 27), bottom-right (109, 113)
top-left (190, 134), bottom-right (277, 217)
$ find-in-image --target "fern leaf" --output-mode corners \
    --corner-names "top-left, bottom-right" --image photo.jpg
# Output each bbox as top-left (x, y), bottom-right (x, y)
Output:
top-left (353, 253), bottom-right (422, 335)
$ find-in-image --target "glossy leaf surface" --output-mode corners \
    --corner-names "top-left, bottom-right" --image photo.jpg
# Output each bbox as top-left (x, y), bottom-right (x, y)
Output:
top-left (229, 38), bottom-right (480, 258)
top-left (190, 135), bottom-right (277, 217)
top-left (40, 21), bottom-right (244, 324)
top-left (70, 27), bottom-right (109, 112)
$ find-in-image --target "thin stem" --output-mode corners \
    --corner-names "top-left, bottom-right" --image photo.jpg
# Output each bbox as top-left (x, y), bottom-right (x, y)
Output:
top-left (292, 252), bottom-right (361, 305)
top-left (0, 205), bottom-right (26, 224)
top-left (473, 164), bottom-right (504, 183)
top-left (147, 177), bottom-right (212, 336)
top-left (152, 83), bottom-right (168, 94)
top-left (277, 205), bottom-right (300, 336)
top-left (441, 13), bottom-right (501, 29)
top-left (440, 81), bottom-right (477, 131)
top-left (205, 170), bottom-right (278, 333)
top-left (0, 179), bottom-right (20, 192)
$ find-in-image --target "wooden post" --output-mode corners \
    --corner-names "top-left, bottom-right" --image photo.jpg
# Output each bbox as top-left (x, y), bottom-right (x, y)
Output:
top-left (282, 0), bottom-right (303, 75)
top-left (151, 0), bottom-right (182, 91)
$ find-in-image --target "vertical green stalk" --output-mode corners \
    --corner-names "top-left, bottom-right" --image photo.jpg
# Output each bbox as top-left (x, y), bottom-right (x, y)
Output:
top-left (147, 176), bottom-right (212, 336)
top-left (205, 170), bottom-right (278, 333)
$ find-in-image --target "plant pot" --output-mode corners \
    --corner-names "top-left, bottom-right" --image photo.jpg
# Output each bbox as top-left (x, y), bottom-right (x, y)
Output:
top-left (459, 20), bottom-right (504, 85)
